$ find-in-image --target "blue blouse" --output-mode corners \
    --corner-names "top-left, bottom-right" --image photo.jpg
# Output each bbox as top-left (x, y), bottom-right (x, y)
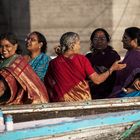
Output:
top-left (29, 53), bottom-right (51, 81)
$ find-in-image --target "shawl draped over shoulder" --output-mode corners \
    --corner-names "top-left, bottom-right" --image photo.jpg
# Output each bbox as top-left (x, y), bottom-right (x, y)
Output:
top-left (0, 55), bottom-right (49, 105)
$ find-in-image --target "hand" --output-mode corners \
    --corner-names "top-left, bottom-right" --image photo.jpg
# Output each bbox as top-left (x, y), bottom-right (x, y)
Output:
top-left (133, 78), bottom-right (140, 90)
top-left (0, 80), bottom-right (6, 97)
top-left (110, 60), bottom-right (126, 72)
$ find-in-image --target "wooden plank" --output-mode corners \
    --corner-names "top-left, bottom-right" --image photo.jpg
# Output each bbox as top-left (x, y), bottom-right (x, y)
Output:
top-left (0, 110), bottom-right (140, 140)
top-left (1, 97), bottom-right (140, 122)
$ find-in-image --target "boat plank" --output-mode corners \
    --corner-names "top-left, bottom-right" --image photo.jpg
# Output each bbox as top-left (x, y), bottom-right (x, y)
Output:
top-left (0, 110), bottom-right (140, 140)
top-left (1, 97), bottom-right (140, 122)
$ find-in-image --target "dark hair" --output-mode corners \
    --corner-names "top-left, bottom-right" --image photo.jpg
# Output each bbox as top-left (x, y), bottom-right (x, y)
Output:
top-left (30, 31), bottom-right (47, 53)
top-left (90, 28), bottom-right (111, 43)
top-left (90, 28), bottom-right (111, 51)
top-left (137, 29), bottom-right (140, 46)
top-left (0, 32), bottom-right (22, 54)
top-left (55, 32), bottom-right (80, 54)
top-left (124, 27), bottom-right (139, 40)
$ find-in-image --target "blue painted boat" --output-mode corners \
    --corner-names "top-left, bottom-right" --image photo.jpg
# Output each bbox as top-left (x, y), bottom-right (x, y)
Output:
top-left (1, 97), bottom-right (140, 139)
top-left (0, 110), bottom-right (140, 140)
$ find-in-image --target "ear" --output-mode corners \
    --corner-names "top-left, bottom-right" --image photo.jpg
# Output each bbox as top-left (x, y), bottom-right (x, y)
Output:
top-left (71, 46), bottom-right (74, 50)
top-left (70, 44), bottom-right (75, 50)
top-left (131, 39), bottom-right (137, 48)
top-left (14, 44), bottom-right (18, 51)
top-left (39, 42), bottom-right (43, 48)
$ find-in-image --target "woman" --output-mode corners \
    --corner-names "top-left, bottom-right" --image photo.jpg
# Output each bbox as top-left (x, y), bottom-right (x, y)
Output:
top-left (110, 27), bottom-right (140, 97)
top-left (44, 32), bottom-right (126, 102)
top-left (25, 31), bottom-right (51, 81)
top-left (0, 32), bottom-right (49, 105)
top-left (86, 28), bottom-right (120, 99)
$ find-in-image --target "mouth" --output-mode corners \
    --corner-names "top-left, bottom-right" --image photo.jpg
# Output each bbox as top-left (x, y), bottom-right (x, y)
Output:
top-left (2, 51), bottom-right (7, 55)
top-left (27, 44), bottom-right (31, 48)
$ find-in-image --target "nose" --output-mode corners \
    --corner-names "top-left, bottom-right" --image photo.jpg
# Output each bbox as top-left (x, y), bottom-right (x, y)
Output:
top-left (2, 46), bottom-right (6, 51)
top-left (25, 37), bottom-right (31, 42)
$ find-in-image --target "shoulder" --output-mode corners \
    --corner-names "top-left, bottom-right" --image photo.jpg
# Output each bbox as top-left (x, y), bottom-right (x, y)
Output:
top-left (73, 54), bottom-right (87, 59)
top-left (11, 55), bottom-right (29, 66)
top-left (41, 53), bottom-right (51, 62)
top-left (107, 46), bottom-right (120, 59)
top-left (73, 54), bottom-right (90, 63)
top-left (23, 55), bottom-right (30, 62)
top-left (49, 55), bottom-right (60, 64)
top-left (85, 52), bottom-right (92, 59)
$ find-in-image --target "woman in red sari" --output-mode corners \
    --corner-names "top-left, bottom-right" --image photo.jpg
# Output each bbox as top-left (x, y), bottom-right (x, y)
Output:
top-left (44, 32), bottom-right (126, 102)
top-left (0, 33), bottom-right (49, 105)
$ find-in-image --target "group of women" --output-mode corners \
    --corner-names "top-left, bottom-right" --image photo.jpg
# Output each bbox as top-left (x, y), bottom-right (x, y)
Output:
top-left (0, 27), bottom-right (139, 105)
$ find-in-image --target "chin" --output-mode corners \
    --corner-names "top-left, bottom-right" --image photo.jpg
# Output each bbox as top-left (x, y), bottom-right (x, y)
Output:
top-left (3, 56), bottom-right (9, 59)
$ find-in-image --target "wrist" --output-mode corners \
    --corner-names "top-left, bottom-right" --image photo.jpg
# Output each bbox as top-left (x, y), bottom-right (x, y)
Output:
top-left (108, 68), bottom-right (113, 75)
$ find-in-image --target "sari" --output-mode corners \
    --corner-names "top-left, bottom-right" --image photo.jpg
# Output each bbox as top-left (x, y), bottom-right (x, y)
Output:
top-left (0, 54), bottom-right (49, 105)
top-left (86, 46), bottom-right (120, 99)
top-left (29, 53), bottom-right (51, 81)
top-left (112, 49), bottom-right (140, 95)
top-left (44, 54), bottom-right (94, 102)
top-left (112, 68), bottom-right (140, 98)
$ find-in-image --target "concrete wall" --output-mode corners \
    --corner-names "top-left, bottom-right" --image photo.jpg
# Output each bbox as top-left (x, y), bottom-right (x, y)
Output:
top-left (29, 0), bottom-right (113, 56)
top-left (0, 0), bottom-right (140, 56)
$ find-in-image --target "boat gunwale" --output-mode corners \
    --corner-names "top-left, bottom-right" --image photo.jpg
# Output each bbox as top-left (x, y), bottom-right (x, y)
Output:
top-left (1, 97), bottom-right (140, 114)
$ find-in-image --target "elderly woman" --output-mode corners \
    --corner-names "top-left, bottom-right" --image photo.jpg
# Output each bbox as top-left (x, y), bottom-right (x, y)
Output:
top-left (0, 32), bottom-right (49, 105)
top-left (86, 28), bottom-right (120, 99)
top-left (44, 32), bottom-right (126, 102)
top-left (25, 31), bottom-right (51, 81)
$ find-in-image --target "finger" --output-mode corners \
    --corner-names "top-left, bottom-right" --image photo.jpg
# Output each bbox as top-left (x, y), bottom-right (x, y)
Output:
top-left (115, 60), bottom-right (122, 64)
top-left (134, 83), bottom-right (140, 90)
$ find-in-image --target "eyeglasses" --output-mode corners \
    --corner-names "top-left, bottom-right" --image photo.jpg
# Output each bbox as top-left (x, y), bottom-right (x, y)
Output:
top-left (25, 37), bottom-right (38, 42)
top-left (93, 37), bottom-right (107, 42)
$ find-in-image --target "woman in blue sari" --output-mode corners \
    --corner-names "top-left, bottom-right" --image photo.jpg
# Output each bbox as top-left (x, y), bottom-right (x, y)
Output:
top-left (25, 31), bottom-right (51, 81)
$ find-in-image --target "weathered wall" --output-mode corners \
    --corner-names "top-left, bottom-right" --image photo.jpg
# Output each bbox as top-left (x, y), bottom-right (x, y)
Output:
top-left (29, 0), bottom-right (113, 55)
top-left (0, 0), bottom-right (140, 56)
top-left (111, 0), bottom-right (140, 56)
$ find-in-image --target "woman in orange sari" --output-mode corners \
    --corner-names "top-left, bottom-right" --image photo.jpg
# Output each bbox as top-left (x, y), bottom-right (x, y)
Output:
top-left (44, 32), bottom-right (126, 102)
top-left (0, 33), bottom-right (49, 105)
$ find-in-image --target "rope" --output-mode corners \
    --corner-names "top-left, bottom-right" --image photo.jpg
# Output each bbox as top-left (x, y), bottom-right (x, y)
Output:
top-left (119, 121), bottom-right (140, 140)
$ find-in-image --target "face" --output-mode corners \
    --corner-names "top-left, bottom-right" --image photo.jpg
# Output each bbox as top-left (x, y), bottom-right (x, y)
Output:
top-left (26, 33), bottom-right (42, 53)
top-left (0, 39), bottom-right (17, 58)
top-left (72, 40), bottom-right (80, 53)
top-left (92, 31), bottom-right (108, 50)
top-left (122, 33), bottom-right (133, 50)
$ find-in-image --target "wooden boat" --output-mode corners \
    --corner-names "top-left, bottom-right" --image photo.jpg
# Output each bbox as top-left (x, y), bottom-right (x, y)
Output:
top-left (0, 109), bottom-right (140, 140)
top-left (0, 97), bottom-right (140, 139)
top-left (1, 96), bottom-right (140, 123)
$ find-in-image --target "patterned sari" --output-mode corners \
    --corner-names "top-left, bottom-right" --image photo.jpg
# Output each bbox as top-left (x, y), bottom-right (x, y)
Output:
top-left (29, 53), bottom-right (51, 81)
top-left (44, 54), bottom-right (94, 102)
top-left (0, 55), bottom-right (49, 105)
